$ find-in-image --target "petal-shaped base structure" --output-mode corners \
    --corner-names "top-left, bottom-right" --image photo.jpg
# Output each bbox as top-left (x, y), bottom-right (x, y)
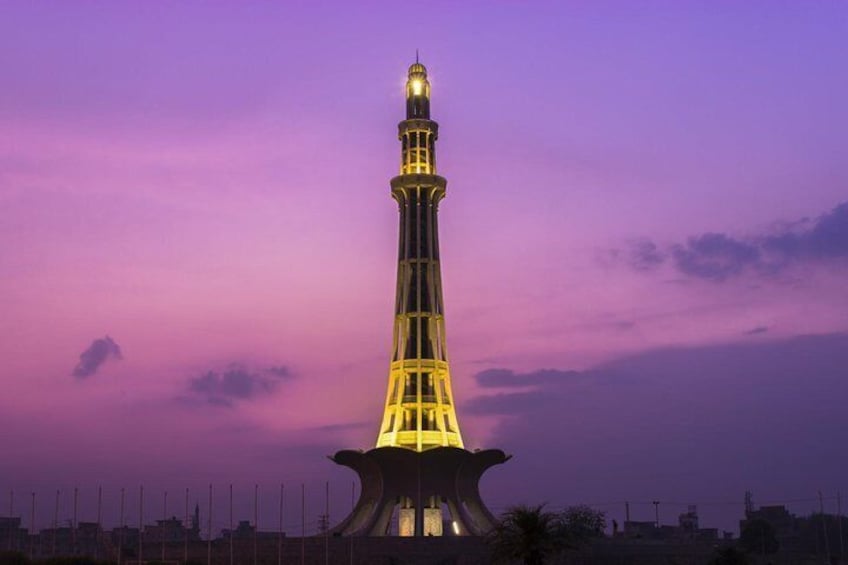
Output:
top-left (330, 446), bottom-right (510, 537)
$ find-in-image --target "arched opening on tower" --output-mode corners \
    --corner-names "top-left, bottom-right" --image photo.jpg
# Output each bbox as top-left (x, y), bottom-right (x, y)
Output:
top-left (423, 495), bottom-right (443, 536)
top-left (397, 495), bottom-right (414, 536)
top-left (393, 494), bottom-right (448, 537)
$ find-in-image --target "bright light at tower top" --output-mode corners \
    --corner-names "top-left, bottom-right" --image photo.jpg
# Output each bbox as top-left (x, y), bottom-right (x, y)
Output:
top-left (405, 60), bottom-right (431, 120)
top-left (406, 61), bottom-right (429, 98)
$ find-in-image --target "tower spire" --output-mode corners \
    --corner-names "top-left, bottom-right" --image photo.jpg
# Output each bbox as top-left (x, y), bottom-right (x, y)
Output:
top-left (375, 59), bottom-right (462, 451)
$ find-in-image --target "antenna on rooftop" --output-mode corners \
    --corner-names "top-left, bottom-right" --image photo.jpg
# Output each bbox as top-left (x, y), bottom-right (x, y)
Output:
top-left (744, 490), bottom-right (754, 516)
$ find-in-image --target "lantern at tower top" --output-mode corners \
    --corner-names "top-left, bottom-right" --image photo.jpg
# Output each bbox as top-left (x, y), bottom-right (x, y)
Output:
top-left (405, 61), bottom-right (430, 119)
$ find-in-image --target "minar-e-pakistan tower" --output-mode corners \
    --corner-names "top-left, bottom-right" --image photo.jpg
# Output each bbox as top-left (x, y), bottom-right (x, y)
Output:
top-left (331, 60), bottom-right (509, 537)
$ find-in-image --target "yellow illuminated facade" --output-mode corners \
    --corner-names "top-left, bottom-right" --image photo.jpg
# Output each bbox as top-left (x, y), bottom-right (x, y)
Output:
top-left (376, 61), bottom-right (464, 452)
top-left (331, 61), bottom-right (509, 538)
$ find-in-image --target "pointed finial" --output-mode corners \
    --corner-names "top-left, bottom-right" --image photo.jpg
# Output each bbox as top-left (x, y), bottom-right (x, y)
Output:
top-left (416, 49), bottom-right (419, 64)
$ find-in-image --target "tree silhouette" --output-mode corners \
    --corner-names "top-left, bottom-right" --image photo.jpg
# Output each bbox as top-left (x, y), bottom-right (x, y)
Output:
top-left (559, 504), bottom-right (606, 547)
top-left (0, 551), bottom-right (29, 565)
top-left (709, 547), bottom-right (751, 565)
top-left (487, 504), bottom-right (565, 565)
top-left (488, 504), bottom-right (606, 564)
top-left (739, 518), bottom-right (779, 555)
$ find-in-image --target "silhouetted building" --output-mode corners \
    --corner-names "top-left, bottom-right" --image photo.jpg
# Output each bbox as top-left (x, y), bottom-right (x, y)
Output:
top-left (740, 504), bottom-right (802, 552)
top-left (222, 520), bottom-right (280, 541)
top-left (110, 525), bottom-right (140, 553)
top-left (192, 502), bottom-right (200, 534)
top-left (144, 516), bottom-right (191, 544)
top-left (223, 520), bottom-right (255, 540)
top-left (0, 516), bottom-right (27, 552)
top-left (623, 520), bottom-right (657, 538)
top-left (622, 507), bottom-right (718, 542)
top-left (41, 526), bottom-right (72, 554)
top-left (75, 522), bottom-right (103, 557)
top-left (679, 506), bottom-right (699, 533)
top-left (741, 500), bottom-right (848, 558)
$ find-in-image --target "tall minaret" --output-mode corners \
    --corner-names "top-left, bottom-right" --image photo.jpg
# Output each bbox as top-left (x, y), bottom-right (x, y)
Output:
top-left (331, 61), bottom-right (508, 537)
top-left (375, 60), bottom-right (464, 452)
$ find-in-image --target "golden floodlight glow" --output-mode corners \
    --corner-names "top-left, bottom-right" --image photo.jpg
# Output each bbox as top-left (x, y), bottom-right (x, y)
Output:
top-left (377, 60), bottom-right (464, 452)
top-left (328, 61), bottom-right (510, 539)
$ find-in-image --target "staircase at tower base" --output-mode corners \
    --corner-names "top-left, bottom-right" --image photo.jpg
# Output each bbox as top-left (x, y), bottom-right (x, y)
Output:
top-left (330, 446), bottom-right (510, 537)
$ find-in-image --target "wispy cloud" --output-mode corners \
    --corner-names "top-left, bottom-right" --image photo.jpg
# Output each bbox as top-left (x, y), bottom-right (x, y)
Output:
top-left (617, 201), bottom-right (848, 281)
top-left (465, 333), bottom-right (848, 531)
top-left (627, 238), bottom-right (667, 271)
top-left (308, 421), bottom-right (371, 434)
top-left (72, 336), bottom-right (122, 378)
top-left (183, 364), bottom-right (293, 407)
top-left (672, 233), bottom-right (761, 281)
top-left (474, 368), bottom-right (581, 389)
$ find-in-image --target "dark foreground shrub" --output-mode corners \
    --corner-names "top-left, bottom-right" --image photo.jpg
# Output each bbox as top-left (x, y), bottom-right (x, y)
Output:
top-left (0, 550), bottom-right (30, 565)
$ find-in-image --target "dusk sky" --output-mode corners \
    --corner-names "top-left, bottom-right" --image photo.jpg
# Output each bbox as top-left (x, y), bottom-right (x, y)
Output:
top-left (1, 2), bottom-right (847, 535)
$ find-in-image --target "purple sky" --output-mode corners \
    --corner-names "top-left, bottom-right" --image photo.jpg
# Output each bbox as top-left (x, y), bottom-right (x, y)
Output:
top-left (1, 2), bottom-right (847, 535)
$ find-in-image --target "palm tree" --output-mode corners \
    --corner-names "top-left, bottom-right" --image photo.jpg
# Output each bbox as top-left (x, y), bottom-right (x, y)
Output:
top-left (487, 504), bottom-right (565, 565)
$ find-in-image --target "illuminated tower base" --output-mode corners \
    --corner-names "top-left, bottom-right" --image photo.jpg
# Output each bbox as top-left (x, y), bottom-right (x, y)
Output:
top-left (331, 60), bottom-right (508, 537)
top-left (331, 447), bottom-right (509, 537)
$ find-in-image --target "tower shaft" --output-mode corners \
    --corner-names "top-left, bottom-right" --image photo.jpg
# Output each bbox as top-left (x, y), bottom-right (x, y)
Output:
top-left (376, 63), bottom-right (463, 452)
top-left (330, 61), bottom-right (508, 538)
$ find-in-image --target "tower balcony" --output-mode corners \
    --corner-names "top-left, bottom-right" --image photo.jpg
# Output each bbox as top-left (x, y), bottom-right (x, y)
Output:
top-left (389, 359), bottom-right (450, 371)
top-left (391, 430), bottom-right (463, 449)
top-left (401, 394), bottom-right (440, 404)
